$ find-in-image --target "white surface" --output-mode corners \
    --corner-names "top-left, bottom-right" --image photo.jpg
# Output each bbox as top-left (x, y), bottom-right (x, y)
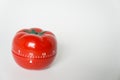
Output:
top-left (0, 0), bottom-right (120, 80)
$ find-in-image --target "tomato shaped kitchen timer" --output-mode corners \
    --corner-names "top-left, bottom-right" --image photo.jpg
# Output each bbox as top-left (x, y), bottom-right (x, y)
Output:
top-left (11, 28), bottom-right (57, 70)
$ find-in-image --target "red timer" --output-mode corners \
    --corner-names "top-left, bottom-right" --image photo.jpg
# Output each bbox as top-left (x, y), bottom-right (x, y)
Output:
top-left (12, 28), bottom-right (57, 70)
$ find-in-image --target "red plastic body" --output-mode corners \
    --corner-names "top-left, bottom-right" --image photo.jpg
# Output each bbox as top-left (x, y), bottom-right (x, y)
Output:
top-left (12, 28), bottom-right (57, 69)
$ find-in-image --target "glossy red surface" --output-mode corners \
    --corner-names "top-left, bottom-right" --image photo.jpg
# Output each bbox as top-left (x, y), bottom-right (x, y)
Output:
top-left (12, 28), bottom-right (57, 69)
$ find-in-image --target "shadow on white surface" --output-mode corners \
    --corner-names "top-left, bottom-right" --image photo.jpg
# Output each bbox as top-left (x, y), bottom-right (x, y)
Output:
top-left (52, 41), bottom-right (68, 68)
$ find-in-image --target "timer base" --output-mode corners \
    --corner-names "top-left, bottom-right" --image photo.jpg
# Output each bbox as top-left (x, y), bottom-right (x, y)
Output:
top-left (12, 53), bottom-right (55, 70)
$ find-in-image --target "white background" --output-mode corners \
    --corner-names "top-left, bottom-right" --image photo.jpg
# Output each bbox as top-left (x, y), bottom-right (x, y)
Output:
top-left (0, 0), bottom-right (120, 80)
